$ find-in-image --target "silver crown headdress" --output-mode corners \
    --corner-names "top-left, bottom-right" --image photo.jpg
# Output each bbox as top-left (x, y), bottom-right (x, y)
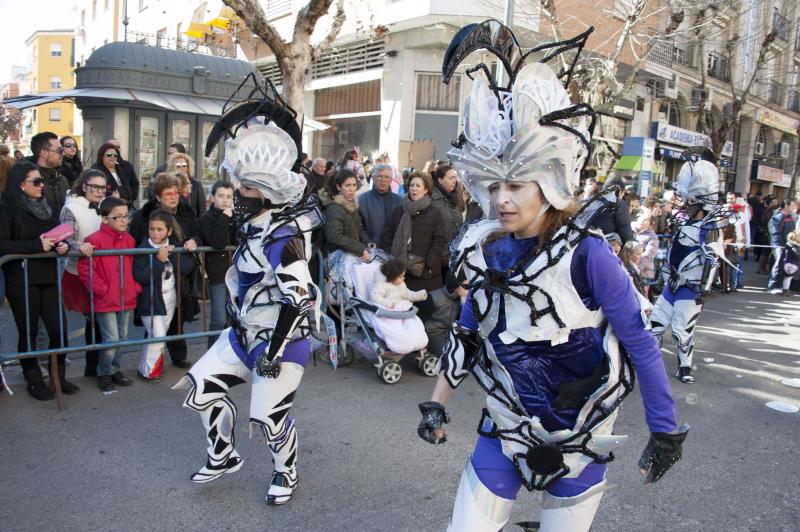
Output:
top-left (442, 20), bottom-right (595, 215)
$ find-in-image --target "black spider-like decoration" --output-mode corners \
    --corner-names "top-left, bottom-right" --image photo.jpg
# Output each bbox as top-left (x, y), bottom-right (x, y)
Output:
top-left (441, 19), bottom-right (596, 176)
top-left (204, 72), bottom-right (303, 172)
top-left (455, 188), bottom-right (620, 331)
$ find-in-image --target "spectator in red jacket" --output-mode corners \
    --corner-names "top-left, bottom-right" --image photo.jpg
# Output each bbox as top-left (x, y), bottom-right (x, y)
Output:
top-left (79, 197), bottom-right (142, 393)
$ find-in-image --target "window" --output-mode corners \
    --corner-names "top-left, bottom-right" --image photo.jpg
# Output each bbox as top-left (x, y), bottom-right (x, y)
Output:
top-left (415, 73), bottom-right (462, 160)
top-left (415, 73), bottom-right (461, 112)
top-left (49, 108), bottom-right (61, 122)
top-left (50, 43), bottom-right (62, 57)
top-left (50, 76), bottom-right (61, 89)
top-left (92, 0), bottom-right (96, 19)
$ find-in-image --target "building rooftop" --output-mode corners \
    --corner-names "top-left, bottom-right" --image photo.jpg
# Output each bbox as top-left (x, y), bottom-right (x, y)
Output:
top-left (25, 29), bottom-right (76, 44)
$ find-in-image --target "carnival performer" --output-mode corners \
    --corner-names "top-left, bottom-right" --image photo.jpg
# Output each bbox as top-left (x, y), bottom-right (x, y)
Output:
top-left (416, 21), bottom-right (687, 531)
top-left (174, 79), bottom-right (322, 506)
top-left (649, 153), bottom-right (730, 384)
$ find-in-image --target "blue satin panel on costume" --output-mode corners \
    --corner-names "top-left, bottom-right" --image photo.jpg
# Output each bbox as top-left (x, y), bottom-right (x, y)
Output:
top-left (465, 235), bottom-right (604, 433)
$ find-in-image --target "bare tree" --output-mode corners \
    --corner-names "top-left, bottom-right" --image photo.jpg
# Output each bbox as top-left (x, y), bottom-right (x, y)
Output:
top-left (693, 10), bottom-right (778, 161)
top-left (222, 0), bottom-right (346, 123)
top-left (0, 104), bottom-right (21, 144)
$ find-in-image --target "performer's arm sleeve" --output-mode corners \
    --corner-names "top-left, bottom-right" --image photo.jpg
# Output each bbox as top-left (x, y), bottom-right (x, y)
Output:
top-left (580, 237), bottom-right (677, 433)
top-left (263, 236), bottom-right (312, 362)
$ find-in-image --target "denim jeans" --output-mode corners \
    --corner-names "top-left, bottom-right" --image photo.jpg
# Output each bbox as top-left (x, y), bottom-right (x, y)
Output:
top-left (208, 283), bottom-right (228, 348)
top-left (96, 310), bottom-right (132, 376)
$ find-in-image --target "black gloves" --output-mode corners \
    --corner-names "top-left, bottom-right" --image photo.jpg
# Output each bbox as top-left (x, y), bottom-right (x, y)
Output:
top-left (639, 423), bottom-right (689, 483)
top-left (417, 401), bottom-right (449, 444)
top-left (255, 356), bottom-right (281, 378)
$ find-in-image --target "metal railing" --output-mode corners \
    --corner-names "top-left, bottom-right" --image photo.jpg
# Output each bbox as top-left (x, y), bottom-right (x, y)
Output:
top-left (0, 244), bottom-right (327, 408)
top-left (649, 39), bottom-right (673, 67)
top-left (126, 30), bottom-right (236, 58)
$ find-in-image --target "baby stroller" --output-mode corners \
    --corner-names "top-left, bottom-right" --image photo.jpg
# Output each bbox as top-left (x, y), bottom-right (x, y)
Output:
top-left (324, 249), bottom-right (439, 384)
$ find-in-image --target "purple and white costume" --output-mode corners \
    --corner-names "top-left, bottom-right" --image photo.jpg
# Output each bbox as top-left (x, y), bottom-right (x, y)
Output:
top-left (418, 20), bottom-right (685, 531)
top-left (175, 85), bottom-right (320, 505)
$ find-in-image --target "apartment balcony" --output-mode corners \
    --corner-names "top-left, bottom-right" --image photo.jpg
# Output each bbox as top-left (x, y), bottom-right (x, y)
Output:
top-left (773, 11), bottom-right (790, 42)
top-left (672, 41), bottom-right (696, 69)
top-left (649, 39), bottom-right (673, 68)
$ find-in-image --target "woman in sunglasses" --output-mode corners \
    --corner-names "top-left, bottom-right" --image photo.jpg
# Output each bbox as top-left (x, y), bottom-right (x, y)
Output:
top-left (60, 169), bottom-right (109, 377)
top-left (60, 136), bottom-right (83, 185)
top-left (92, 143), bottom-right (132, 204)
top-left (167, 152), bottom-right (205, 218)
top-left (0, 161), bottom-right (78, 400)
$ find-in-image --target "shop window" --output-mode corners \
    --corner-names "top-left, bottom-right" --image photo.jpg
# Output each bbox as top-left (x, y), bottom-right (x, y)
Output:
top-left (313, 80), bottom-right (382, 161)
top-left (50, 44), bottom-right (62, 57)
top-left (49, 108), bottom-right (61, 122)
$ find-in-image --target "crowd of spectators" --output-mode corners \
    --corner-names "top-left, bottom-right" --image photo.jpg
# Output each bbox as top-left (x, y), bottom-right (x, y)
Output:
top-left (0, 131), bottom-right (798, 402)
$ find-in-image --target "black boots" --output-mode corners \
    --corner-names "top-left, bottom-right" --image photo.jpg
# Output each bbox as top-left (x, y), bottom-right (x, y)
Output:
top-left (55, 363), bottom-right (80, 395)
top-left (23, 370), bottom-right (55, 401)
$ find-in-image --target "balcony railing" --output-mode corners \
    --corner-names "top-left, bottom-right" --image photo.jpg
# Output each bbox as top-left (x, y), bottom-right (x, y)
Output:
top-left (773, 11), bottom-right (790, 42)
top-left (126, 30), bottom-right (236, 58)
top-left (649, 39), bottom-right (673, 67)
top-left (672, 41), bottom-right (696, 68)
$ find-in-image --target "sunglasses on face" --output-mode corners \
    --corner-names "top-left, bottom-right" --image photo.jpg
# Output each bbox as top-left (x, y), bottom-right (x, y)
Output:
top-left (107, 214), bottom-right (132, 222)
top-left (62, 143), bottom-right (77, 148)
top-left (25, 178), bottom-right (45, 187)
top-left (104, 153), bottom-right (118, 158)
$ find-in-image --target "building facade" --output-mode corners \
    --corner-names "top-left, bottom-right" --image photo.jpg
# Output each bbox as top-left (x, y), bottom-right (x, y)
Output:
top-left (24, 30), bottom-right (76, 141)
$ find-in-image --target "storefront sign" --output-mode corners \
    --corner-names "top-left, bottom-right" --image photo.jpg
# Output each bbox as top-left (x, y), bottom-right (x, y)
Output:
top-left (755, 108), bottom-right (800, 135)
top-left (776, 173), bottom-right (792, 188)
top-left (754, 163), bottom-right (784, 183)
top-left (600, 99), bottom-right (635, 120)
top-left (651, 122), bottom-right (711, 148)
top-left (659, 147), bottom-right (684, 159)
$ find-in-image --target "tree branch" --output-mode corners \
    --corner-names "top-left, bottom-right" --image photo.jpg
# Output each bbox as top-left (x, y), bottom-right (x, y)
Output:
top-left (293, 0), bottom-right (335, 45)
top-left (222, 0), bottom-right (288, 57)
top-left (313, 0), bottom-right (346, 57)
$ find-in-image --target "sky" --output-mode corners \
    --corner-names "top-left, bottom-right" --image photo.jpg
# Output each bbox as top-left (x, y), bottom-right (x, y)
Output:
top-left (0, 0), bottom-right (77, 85)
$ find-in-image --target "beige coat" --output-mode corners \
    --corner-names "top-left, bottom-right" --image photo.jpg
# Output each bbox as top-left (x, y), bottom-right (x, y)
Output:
top-left (370, 280), bottom-right (427, 309)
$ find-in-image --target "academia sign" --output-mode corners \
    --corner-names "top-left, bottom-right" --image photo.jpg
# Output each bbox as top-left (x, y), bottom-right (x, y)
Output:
top-left (651, 122), bottom-right (711, 148)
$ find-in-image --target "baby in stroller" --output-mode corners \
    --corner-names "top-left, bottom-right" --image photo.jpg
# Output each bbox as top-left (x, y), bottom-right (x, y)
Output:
top-left (370, 259), bottom-right (429, 352)
top-left (325, 250), bottom-right (438, 383)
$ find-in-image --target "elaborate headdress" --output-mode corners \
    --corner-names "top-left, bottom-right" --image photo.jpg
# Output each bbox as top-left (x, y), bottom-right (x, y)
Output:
top-left (442, 20), bottom-right (596, 215)
top-left (205, 74), bottom-right (307, 206)
top-left (675, 147), bottom-right (720, 212)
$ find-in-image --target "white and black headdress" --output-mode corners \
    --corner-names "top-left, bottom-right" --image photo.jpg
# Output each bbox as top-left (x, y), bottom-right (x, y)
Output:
top-left (205, 74), bottom-right (307, 206)
top-left (442, 20), bottom-right (596, 215)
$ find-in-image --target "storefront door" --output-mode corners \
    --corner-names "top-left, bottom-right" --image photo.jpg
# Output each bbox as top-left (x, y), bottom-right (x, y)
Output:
top-left (133, 110), bottom-right (165, 205)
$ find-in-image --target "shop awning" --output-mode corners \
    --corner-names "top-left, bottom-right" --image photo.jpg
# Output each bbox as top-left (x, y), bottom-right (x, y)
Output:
top-left (615, 156), bottom-right (641, 172)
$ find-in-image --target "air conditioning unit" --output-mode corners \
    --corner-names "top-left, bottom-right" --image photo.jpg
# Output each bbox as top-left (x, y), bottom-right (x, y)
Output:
top-left (755, 141), bottom-right (765, 155)
top-left (779, 141), bottom-right (790, 158)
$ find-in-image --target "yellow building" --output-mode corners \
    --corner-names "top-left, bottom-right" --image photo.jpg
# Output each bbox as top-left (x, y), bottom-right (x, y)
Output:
top-left (25, 30), bottom-right (76, 139)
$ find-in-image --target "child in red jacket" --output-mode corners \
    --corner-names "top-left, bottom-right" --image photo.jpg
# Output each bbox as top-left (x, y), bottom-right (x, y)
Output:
top-left (79, 197), bottom-right (142, 393)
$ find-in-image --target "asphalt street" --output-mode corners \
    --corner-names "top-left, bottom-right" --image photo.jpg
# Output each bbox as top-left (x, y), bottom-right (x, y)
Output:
top-left (1, 259), bottom-right (798, 531)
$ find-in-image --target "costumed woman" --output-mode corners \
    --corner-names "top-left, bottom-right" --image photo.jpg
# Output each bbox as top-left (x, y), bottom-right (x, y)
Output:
top-left (174, 81), bottom-right (323, 506)
top-left (649, 151), bottom-right (730, 384)
top-left (416, 21), bottom-right (687, 531)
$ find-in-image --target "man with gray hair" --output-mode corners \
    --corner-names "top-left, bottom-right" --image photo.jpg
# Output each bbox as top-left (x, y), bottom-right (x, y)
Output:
top-left (359, 162), bottom-right (402, 243)
top-left (309, 157), bottom-right (328, 198)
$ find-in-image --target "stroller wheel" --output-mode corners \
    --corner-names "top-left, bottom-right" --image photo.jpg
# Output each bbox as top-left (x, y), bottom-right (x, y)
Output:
top-left (339, 340), bottom-right (355, 366)
top-left (420, 354), bottom-right (439, 377)
top-left (378, 361), bottom-right (402, 384)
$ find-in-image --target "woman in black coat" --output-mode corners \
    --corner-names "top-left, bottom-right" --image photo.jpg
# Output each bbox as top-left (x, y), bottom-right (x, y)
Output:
top-left (381, 171), bottom-right (447, 292)
top-left (323, 170), bottom-right (373, 258)
top-left (0, 162), bottom-right (78, 400)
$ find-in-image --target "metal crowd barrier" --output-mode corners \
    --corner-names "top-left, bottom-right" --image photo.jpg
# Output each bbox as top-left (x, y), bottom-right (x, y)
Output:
top-left (0, 244), bottom-right (328, 409)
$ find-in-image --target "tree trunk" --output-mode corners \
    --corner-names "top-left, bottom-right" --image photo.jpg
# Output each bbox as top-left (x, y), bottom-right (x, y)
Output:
top-left (280, 50), bottom-right (312, 126)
